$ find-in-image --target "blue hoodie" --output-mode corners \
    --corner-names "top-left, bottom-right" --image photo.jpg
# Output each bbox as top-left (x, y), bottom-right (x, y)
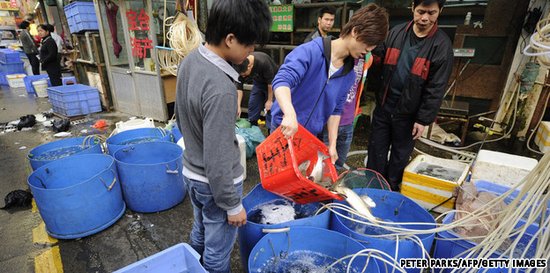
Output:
top-left (271, 37), bottom-right (356, 136)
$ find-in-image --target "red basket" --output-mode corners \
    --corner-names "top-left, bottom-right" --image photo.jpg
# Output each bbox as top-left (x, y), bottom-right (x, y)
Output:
top-left (256, 124), bottom-right (343, 204)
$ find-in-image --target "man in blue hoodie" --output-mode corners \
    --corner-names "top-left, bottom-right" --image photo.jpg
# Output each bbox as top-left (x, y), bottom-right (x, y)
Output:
top-left (271, 4), bottom-right (389, 162)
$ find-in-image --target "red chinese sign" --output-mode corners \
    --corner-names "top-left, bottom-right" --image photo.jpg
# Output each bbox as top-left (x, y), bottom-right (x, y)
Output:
top-left (126, 8), bottom-right (152, 59)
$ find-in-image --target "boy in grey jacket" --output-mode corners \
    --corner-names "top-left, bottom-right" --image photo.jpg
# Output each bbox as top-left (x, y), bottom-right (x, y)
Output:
top-left (174, 0), bottom-right (271, 272)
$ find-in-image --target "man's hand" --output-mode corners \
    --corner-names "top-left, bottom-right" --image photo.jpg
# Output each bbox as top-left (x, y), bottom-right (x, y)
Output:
top-left (280, 114), bottom-right (298, 138)
top-left (228, 208), bottom-right (247, 227)
top-left (264, 100), bottom-right (273, 112)
top-left (237, 107), bottom-right (242, 118)
top-left (329, 145), bottom-right (338, 164)
top-left (412, 122), bottom-right (426, 140)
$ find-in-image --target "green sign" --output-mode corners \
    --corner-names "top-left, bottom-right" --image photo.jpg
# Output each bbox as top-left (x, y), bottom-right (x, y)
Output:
top-left (270, 4), bottom-right (294, 32)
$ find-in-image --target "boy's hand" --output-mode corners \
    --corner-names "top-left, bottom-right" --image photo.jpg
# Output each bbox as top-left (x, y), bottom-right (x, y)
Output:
top-left (329, 145), bottom-right (338, 164)
top-left (228, 208), bottom-right (247, 227)
top-left (280, 114), bottom-right (298, 138)
top-left (264, 100), bottom-right (273, 112)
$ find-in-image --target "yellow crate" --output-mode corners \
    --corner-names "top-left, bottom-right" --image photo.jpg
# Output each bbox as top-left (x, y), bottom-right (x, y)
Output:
top-left (401, 154), bottom-right (469, 213)
top-left (535, 121), bottom-right (550, 153)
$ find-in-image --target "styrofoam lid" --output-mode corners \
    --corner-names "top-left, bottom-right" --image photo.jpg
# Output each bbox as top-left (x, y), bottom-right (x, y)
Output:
top-left (476, 149), bottom-right (538, 170)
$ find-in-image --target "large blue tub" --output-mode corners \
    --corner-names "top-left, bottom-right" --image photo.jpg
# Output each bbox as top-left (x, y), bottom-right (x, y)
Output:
top-left (27, 136), bottom-right (103, 171)
top-left (106, 128), bottom-right (173, 156)
top-left (238, 184), bottom-right (331, 271)
top-left (28, 154), bottom-right (125, 239)
top-left (330, 188), bottom-right (436, 273)
top-left (248, 226), bottom-right (378, 273)
top-left (114, 141), bottom-right (185, 213)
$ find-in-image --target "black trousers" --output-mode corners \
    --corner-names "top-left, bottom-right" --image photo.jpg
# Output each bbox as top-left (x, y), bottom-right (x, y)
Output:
top-left (366, 106), bottom-right (415, 191)
top-left (45, 66), bottom-right (62, 86)
top-left (26, 53), bottom-right (40, 75)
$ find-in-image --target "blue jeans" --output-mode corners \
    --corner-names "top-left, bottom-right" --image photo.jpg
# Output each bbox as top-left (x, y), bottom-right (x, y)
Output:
top-left (322, 124), bottom-right (355, 169)
top-left (248, 82), bottom-right (271, 128)
top-left (184, 176), bottom-right (243, 273)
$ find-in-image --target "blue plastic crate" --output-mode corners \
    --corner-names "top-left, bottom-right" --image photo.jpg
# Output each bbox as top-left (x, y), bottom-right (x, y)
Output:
top-left (0, 61), bottom-right (25, 74)
top-left (113, 243), bottom-right (207, 273)
top-left (47, 84), bottom-right (102, 117)
top-left (68, 20), bottom-right (99, 33)
top-left (62, 76), bottom-right (77, 85)
top-left (0, 72), bottom-right (7, 86)
top-left (0, 49), bottom-right (22, 63)
top-left (64, 1), bottom-right (96, 18)
top-left (23, 75), bottom-right (50, 94)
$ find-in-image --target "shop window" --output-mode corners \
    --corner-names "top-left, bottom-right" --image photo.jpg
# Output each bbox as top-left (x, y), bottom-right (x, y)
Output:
top-left (125, 0), bottom-right (156, 72)
top-left (152, 0), bottom-right (177, 47)
top-left (99, 0), bottom-right (130, 68)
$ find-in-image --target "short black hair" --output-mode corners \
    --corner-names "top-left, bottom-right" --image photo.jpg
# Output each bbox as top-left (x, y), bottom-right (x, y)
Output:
top-left (413, 0), bottom-right (446, 9)
top-left (38, 24), bottom-right (54, 33)
top-left (205, 0), bottom-right (272, 46)
top-left (19, 21), bottom-right (30, 30)
top-left (234, 58), bottom-right (250, 74)
top-left (319, 6), bottom-right (336, 18)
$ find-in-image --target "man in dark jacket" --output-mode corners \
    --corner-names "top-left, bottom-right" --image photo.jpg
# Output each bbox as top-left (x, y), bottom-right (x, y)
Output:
top-left (367, 0), bottom-right (453, 191)
top-left (303, 6), bottom-right (336, 43)
top-left (18, 21), bottom-right (40, 75)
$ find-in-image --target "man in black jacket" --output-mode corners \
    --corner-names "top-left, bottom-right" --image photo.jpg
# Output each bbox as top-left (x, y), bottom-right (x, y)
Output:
top-left (367, 0), bottom-right (453, 191)
top-left (303, 6), bottom-right (335, 43)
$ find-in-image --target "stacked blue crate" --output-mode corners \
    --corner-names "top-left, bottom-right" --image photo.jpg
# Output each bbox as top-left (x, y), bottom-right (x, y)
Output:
top-left (47, 84), bottom-right (102, 117)
top-left (0, 49), bottom-right (25, 86)
top-left (64, 2), bottom-right (99, 33)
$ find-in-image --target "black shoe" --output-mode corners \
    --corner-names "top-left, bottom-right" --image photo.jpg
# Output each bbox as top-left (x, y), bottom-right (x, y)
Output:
top-left (53, 119), bottom-right (71, 132)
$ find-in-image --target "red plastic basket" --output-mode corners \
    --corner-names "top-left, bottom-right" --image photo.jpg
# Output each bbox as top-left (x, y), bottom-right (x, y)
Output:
top-left (256, 124), bottom-right (343, 204)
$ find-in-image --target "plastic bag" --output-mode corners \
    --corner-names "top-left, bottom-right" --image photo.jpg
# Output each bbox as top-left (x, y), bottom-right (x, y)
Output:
top-left (235, 126), bottom-right (265, 158)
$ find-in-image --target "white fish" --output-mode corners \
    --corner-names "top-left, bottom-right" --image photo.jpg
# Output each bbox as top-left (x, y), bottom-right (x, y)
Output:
top-left (333, 184), bottom-right (378, 222)
top-left (309, 151), bottom-right (328, 183)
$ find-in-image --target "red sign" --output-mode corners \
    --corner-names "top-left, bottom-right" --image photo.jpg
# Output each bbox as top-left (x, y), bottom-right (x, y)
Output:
top-left (130, 37), bottom-right (153, 59)
top-left (126, 8), bottom-right (152, 59)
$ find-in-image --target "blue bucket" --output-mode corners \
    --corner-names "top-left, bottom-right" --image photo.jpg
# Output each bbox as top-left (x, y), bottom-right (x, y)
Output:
top-left (114, 142), bottom-right (185, 213)
top-left (106, 128), bottom-right (173, 156)
top-left (330, 188), bottom-right (436, 273)
top-left (248, 226), bottom-right (379, 273)
top-left (28, 154), bottom-right (125, 239)
top-left (27, 136), bottom-right (103, 171)
top-left (238, 184), bottom-right (330, 270)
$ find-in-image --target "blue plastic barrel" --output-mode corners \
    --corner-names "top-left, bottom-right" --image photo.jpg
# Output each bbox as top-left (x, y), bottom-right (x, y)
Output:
top-left (249, 226), bottom-right (378, 273)
top-left (238, 184), bottom-right (330, 270)
top-left (28, 154), bottom-right (125, 239)
top-left (330, 188), bottom-right (436, 273)
top-left (113, 243), bottom-right (207, 273)
top-left (114, 142), bottom-right (185, 213)
top-left (27, 136), bottom-right (103, 171)
top-left (107, 128), bottom-right (173, 156)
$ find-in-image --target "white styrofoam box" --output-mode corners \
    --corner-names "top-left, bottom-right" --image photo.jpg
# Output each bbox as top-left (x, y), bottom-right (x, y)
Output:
top-left (6, 73), bottom-right (26, 88)
top-left (534, 121), bottom-right (550, 153)
top-left (236, 134), bottom-right (247, 181)
top-left (471, 149), bottom-right (538, 188)
top-left (115, 118), bottom-right (155, 133)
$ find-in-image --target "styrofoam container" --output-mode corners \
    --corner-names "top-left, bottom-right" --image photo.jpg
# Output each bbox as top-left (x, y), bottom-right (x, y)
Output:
top-left (6, 73), bottom-right (26, 88)
top-left (401, 154), bottom-right (470, 213)
top-left (33, 80), bottom-right (49, 97)
top-left (115, 118), bottom-right (155, 133)
top-left (471, 149), bottom-right (538, 188)
top-left (534, 121), bottom-right (550, 153)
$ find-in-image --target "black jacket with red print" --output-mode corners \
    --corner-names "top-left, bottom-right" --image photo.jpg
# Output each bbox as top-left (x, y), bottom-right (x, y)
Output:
top-left (369, 21), bottom-right (453, 126)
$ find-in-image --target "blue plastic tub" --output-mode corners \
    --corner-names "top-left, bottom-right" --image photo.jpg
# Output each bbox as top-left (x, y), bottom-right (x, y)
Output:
top-left (28, 154), bottom-right (125, 239)
top-left (249, 226), bottom-right (378, 273)
top-left (113, 243), bottom-right (207, 273)
top-left (330, 188), bottom-right (436, 273)
top-left (114, 142), bottom-right (185, 213)
top-left (238, 184), bottom-right (331, 270)
top-left (106, 128), bottom-right (173, 156)
top-left (27, 136), bottom-right (103, 171)
top-left (62, 76), bottom-right (77, 85)
top-left (0, 49), bottom-right (21, 63)
top-left (23, 74), bottom-right (50, 94)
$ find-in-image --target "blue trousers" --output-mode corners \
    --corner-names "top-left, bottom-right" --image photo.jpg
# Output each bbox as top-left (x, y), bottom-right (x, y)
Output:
top-left (184, 176), bottom-right (243, 273)
top-left (248, 82), bottom-right (271, 128)
top-left (322, 124), bottom-right (355, 170)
